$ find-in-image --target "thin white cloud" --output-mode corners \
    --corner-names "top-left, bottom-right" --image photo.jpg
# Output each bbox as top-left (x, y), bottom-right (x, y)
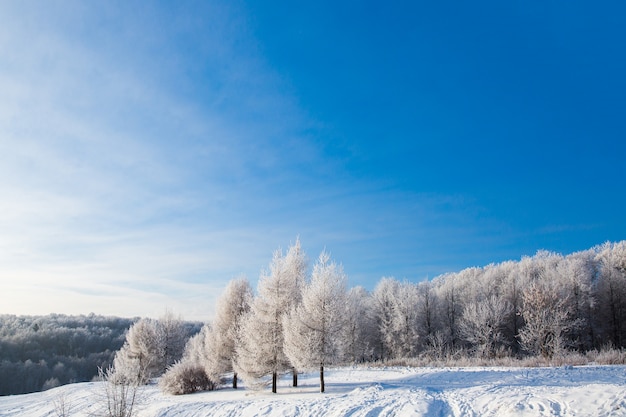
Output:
top-left (0, 2), bottom-right (514, 321)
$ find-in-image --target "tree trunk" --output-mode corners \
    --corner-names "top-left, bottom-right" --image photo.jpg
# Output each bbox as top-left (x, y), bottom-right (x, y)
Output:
top-left (272, 371), bottom-right (277, 394)
top-left (292, 367), bottom-right (298, 387)
top-left (233, 372), bottom-right (238, 389)
top-left (320, 363), bottom-right (325, 393)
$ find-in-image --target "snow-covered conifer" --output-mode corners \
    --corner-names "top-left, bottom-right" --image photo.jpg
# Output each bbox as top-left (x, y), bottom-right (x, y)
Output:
top-left (283, 250), bottom-right (346, 392)
top-left (234, 246), bottom-right (299, 393)
top-left (114, 312), bottom-right (189, 383)
top-left (203, 277), bottom-right (252, 388)
top-left (114, 318), bottom-right (161, 383)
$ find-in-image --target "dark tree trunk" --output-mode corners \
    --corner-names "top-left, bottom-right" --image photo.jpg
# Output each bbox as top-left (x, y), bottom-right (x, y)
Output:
top-left (233, 372), bottom-right (238, 389)
top-left (320, 363), bottom-right (325, 393)
top-left (272, 371), bottom-right (277, 394)
top-left (292, 368), bottom-right (298, 387)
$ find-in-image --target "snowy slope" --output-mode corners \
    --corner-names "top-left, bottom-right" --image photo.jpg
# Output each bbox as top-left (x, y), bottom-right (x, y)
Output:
top-left (1, 366), bottom-right (625, 417)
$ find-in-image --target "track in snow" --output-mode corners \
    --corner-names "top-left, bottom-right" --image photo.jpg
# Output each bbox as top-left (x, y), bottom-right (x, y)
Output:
top-left (1, 366), bottom-right (625, 417)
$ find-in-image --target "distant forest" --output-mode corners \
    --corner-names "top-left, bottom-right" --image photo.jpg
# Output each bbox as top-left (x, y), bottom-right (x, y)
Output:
top-left (0, 314), bottom-right (133, 395)
top-left (0, 314), bottom-right (201, 395)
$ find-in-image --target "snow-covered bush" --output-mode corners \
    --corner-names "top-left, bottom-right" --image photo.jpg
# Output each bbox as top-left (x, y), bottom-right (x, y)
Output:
top-left (159, 361), bottom-right (215, 395)
top-left (96, 366), bottom-right (143, 417)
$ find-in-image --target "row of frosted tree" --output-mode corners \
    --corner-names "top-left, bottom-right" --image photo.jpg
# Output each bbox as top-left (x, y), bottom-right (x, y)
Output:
top-left (111, 240), bottom-right (626, 394)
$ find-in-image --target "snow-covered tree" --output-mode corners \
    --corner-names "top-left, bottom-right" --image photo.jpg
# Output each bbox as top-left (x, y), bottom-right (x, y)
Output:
top-left (114, 312), bottom-right (189, 383)
top-left (459, 296), bottom-right (512, 357)
top-left (518, 281), bottom-right (576, 358)
top-left (415, 281), bottom-right (437, 346)
top-left (114, 318), bottom-right (161, 384)
top-left (280, 237), bottom-right (308, 386)
top-left (372, 277), bottom-right (400, 361)
top-left (595, 241), bottom-right (626, 347)
top-left (342, 286), bottom-right (378, 363)
top-left (157, 310), bottom-right (188, 373)
top-left (283, 251), bottom-right (347, 392)
top-left (203, 277), bottom-right (252, 388)
top-left (432, 274), bottom-right (462, 351)
top-left (559, 251), bottom-right (595, 350)
top-left (391, 281), bottom-right (421, 358)
top-left (234, 240), bottom-right (306, 393)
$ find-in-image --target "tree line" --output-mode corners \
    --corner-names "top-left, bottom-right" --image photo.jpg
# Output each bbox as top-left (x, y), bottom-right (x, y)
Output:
top-left (110, 239), bottom-right (626, 396)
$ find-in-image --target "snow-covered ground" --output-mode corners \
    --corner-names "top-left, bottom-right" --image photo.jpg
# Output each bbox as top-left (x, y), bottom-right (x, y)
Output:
top-left (2, 365), bottom-right (625, 417)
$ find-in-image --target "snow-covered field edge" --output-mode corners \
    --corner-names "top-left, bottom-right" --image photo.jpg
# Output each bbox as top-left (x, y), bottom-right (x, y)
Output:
top-left (2, 365), bottom-right (626, 417)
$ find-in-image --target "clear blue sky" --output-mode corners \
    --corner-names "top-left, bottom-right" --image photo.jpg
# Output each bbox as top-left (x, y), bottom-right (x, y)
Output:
top-left (1, 1), bottom-right (624, 320)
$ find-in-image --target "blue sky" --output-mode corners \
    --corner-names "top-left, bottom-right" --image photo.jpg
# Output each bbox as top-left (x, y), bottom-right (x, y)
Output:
top-left (1, 1), bottom-right (624, 320)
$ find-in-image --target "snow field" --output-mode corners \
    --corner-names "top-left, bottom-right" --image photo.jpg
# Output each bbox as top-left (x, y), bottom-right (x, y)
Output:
top-left (1, 365), bottom-right (625, 417)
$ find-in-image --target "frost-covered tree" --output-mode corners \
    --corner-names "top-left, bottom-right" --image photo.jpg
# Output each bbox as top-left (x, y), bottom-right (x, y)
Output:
top-left (371, 278), bottom-right (423, 359)
top-left (203, 277), bottom-right (252, 388)
top-left (416, 281), bottom-right (437, 346)
top-left (342, 286), bottom-right (378, 363)
top-left (518, 281), bottom-right (576, 358)
top-left (114, 318), bottom-right (161, 384)
top-left (234, 242), bottom-right (305, 393)
top-left (559, 251), bottom-right (595, 350)
top-left (372, 277), bottom-right (400, 361)
top-left (433, 274), bottom-right (462, 351)
top-left (595, 241), bottom-right (626, 347)
top-left (283, 251), bottom-right (347, 392)
top-left (459, 296), bottom-right (512, 358)
top-left (281, 238), bottom-right (308, 386)
top-left (114, 313), bottom-right (189, 383)
top-left (157, 310), bottom-right (188, 373)
top-left (391, 281), bottom-right (421, 358)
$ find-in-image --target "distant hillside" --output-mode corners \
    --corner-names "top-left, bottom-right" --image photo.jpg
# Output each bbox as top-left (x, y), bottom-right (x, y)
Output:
top-left (0, 313), bottom-right (137, 395)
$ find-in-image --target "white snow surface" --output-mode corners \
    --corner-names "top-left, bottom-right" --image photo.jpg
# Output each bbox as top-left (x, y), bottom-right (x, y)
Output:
top-left (2, 365), bottom-right (626, 416)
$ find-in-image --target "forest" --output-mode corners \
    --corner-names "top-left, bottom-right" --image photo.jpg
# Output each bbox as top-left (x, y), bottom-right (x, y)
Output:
top-left (110, 240), bottom-right (626, 396)
top-left (3, 240), bottom-right (625, 397)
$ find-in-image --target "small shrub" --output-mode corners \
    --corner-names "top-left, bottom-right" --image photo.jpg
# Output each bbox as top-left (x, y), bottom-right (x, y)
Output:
top-left (159, 362), bottom-right (216, 395)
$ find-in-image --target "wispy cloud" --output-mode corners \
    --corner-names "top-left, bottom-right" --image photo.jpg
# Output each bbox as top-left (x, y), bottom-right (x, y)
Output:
top-left (0, 2), bottom-right (530, 320)
top-left (0, 1), bottom-right (351, 320)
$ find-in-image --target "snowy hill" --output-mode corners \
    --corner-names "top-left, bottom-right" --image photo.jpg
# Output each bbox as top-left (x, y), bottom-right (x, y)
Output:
top-left (1, 365), bottom-right (625, 417)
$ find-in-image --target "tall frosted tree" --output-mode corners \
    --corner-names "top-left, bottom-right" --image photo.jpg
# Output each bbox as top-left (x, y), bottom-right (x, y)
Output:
top-left (113, 312), bottom-right (188, 383)
top-left (342, 286), bottom-right (378, 363)
top-left (391, 281), bottom-right (421, 358)
top-left (282, 237), bottom-right (308, 386)
top-left (372, 277), bottom-right (399, 361)
top-left (595, 241), bottom-right (626, 347)
top-left (283, 251), bottom-right (347, 393)
top-left (157, 310), bottom-right (188, 373)
top-left (113, 318), bottom-right (161, 384)
top-left (234, 239), bottom-right (306, 393)
top-left (203, 277), bottom-right (253, 388)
